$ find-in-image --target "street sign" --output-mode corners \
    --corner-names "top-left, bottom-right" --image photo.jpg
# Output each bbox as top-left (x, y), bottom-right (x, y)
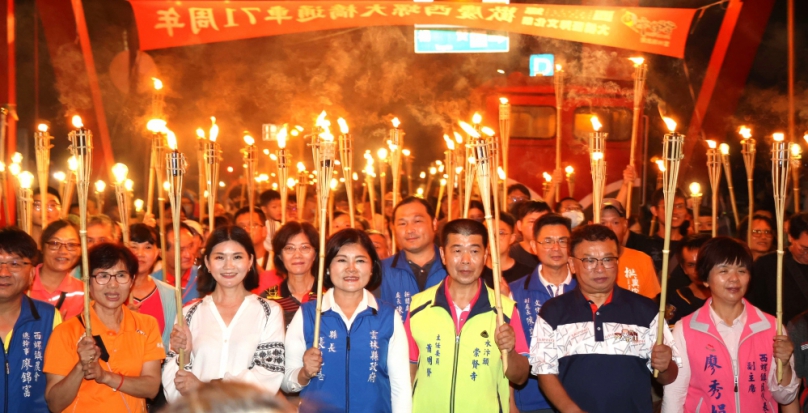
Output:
top-left (530, 54), bottom-right (555, 77)
top-left (414, 28), bottom-right (509, 54)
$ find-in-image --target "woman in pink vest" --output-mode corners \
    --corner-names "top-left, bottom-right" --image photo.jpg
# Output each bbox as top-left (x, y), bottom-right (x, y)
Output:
top-left (661, 236), bottom-right (799, 413)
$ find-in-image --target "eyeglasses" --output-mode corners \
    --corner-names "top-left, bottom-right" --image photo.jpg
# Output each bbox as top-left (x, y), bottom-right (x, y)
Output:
top-left (45, 241), bottom-right (80, 252)
top-left (751, 229), bottom-right (773, 238)
top-left (571, 256), bottom-right (619, 270)
top-left (91, 271), bottom-right (132, 285)
top-left (282, 245), bottom-right (314, 254)
top-left (0, 260), bottom-right (31, 272)
top-left (560, 206), bottom-right (583, 213)
top-left (509, 196), bottom-right (528, 204)
top-left (33, 202), bottom-right (61, 212)
top-left (535, 237), bottom-right (569, 249)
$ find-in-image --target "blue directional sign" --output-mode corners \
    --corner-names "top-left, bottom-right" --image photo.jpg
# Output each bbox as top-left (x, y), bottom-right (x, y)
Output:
top-left (414, 28), bottom-right (509, 54)
top-left (530, 54), bottom-right (555, 77)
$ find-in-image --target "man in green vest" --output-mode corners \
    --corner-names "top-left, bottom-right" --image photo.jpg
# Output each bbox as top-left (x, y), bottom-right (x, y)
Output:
top-left (405, 219), bottom-right (530, 413)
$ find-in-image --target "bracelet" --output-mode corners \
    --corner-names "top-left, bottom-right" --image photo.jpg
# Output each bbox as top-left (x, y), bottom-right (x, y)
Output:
top-left (113, 374), bottom-right (125, 392)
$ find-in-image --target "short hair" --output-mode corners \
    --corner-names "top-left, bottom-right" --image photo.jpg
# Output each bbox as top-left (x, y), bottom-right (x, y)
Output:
top-left (568, 224), bottom-right (620, 257)
top-left (271, 221), bottom-right (319, 276)
top-left (40, 219), bottom-right (78, 246)
top-left (33, 186), bottom-right (62, 204)
top-left (468, 200), bottom-right (485, 214)
top-left (507, 184), bottom-right (530, 198)
top-left (651, 188), bottom-right (686, 208)
top-left (213, 215), bottom-right (231, 229)
top-left (234, 206), bottom-right (267, 224)
top-left (513, 200), bottom-right (551, 221)
top-left (554, 197), bottom-right (579, 213)
top-left (88, 243), bottom-right (139, 283)
top-left (392, 196), bottom-right (435, 220)
top-left (88, 215), bottom-right (121, 241)
top-left (441, 219), bottom-right (488, 248)
top-left (738, 214), bottom-right (776, 242)
top-left (197, 226), bottom-right (260, 295)
top-left (0, 227), bottom-right (38, 260)
top-left (323, 228), bottom-right (382, 291)
top-left (165, 222), bottom-right (195, 250)
top-left (788, 212), bottom-right (808, 240)
top-left (499, 212), bottom-right (516, 231)
top-left (676, 233), bottom-right (711, 263)
top-left (259, 189), bottom-right (281, 207)
top-left (532, 213), bottom-right (572, 240)
top-left (130, 223), bottom-right (159, 247)
top-left (696, 236), bottom-right (753, 283)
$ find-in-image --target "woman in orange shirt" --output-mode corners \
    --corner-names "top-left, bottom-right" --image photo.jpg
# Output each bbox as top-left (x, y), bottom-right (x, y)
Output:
top-left (43, 243), bottom-right (165, 413)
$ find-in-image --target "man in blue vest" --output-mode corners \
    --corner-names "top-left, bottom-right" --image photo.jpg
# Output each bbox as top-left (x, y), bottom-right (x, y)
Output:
top-left (509, 213), bottom-right (575, 413)
top-left (381, 197), bottom-right (446, 314)
top-left (0, 227), bottom-right (60, 413)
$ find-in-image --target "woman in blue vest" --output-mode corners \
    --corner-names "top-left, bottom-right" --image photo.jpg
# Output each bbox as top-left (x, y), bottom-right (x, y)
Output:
top-left (282, 228), bottom-right (411, 413)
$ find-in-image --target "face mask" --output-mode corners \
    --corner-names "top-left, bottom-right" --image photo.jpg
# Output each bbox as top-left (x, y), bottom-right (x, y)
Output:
top-left (562, 210), bottom-right (585, 228)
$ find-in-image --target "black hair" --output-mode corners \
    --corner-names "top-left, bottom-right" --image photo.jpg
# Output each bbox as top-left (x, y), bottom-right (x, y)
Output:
top-left (323, 228), bottom-right (382, 291)
top-left (441, 219), bottom-right (489, 248)
top-left (234, 206), bottom-right (267, 224)
top-left (696, 236), bottom-right (753, 283)
top-left (738, 214), bottom-right (776, 243)
top-left (0, 227), bottom-right (38, 260)
top-left (165, 222), bottom-right (195, 250)
top-left (568, 224), bottom-right (620, 257)
top-left (506, 184), bottom-right (530, 198)
top-left (213, 215), bottom-right (231, 229)
top-left (468, 200), bottom-right (485, 214)
top-left (88, 243), bottom-right (139, 283)
top-left (258, 189), bottom-right (281, 207)
top-left (271, 221), bottom-right (319, 276)
top-left (513, 200), bottom-right (551, 221)
top-left (554, 197), bottom-right (580, 213)
top-left (33, 186), bottom-right (62, 204)
top-left (392, 196), bottom-right (435, 221)
top-left (651, 188), bottom-right (686, 209)
top-left (788, 212), bottom-right (808, 240)
top-left (676, 233), bottom-right (711, 263)
top-left (88, 214), bottom-right (121, 242)
top-left (532, 213), bottom-right (572, 240)
top-left (499, 212), bottom-right (516, 231)
top-left (40, 219), bottom-right (78, 247)
top-left (197, 226), bottom-right (260, 296)
top-left (130, 223), bottom-right (159, 247)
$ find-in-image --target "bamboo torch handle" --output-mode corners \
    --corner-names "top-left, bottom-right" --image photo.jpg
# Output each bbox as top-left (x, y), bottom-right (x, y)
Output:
top-left (313, 206), bottom-right (328, 349)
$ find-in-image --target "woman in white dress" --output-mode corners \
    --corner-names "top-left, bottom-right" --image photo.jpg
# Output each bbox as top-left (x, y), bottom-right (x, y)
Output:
top-left (162, 225), bottom-right (285, 402)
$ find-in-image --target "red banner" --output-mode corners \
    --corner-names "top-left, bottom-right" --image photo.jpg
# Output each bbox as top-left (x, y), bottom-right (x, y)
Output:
top-left (130, 1), bottom-right (696, 58)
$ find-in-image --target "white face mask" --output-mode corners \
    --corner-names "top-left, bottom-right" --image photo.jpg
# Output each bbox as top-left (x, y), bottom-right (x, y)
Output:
top-left (562, 210), bottom-right (585, 228)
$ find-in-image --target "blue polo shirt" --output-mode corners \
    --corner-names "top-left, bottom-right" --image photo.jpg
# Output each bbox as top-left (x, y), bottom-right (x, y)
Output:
top-left (529, 286), bottom-right (669, 413)
top-left (380, 245), bottom-right (446, 315)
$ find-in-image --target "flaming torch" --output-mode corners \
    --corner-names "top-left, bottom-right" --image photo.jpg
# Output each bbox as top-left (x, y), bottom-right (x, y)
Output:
top-left (791, 143), bottom-right (802, 213)
top-left (68, 115), bottom-right (94, 337)
top-left (499, 97), bottom-right (511, 207)
top-left (164, 129), bottom-right (188, 367)
top-left (772, 132), bottom-right (791, 382)
top-left (17, 171), bottom-right (34, 235)
top-left (313, 118), bottom-right (337, 349)
top-left (403, 149), bottom-right (413, 197)
top-left (146, 119), bottom-right (168, 262)
top-left (554, 64), bottom-right (565, 202)
top-left (719, 143), bottom-right (741, 229)
top-left (589, 116), bottom-right (607, 223)
top-left (94, 180), bottom-right (106, 215)
top-left (297, 162), bottom-right (308, 223)
top-left (654, 117), bottom-right (685, 377)
top-left (112, 163), bottom-right (130, 244)
top-left (34, 123), bottom-right (53, 229)
top-left (565, 165), bottom-right (575, 198)
top-left (542, 172), bottom-right (552, 200)
top-left (196, 128), bottom-right (207, 225)
top-left (277, 125), bottom-right (290, 225)
top-left (338, 118), bottom-right (355, 228)
top-left (740, 126), bottom-right (755, 243)
top-left (151, 78), bottom-right (165, 119)
top-left (203, 117), bottom-right (221, 232)
top-left (706, 140), bottom-right (721, 237)
top-left (627, 57), bottom-right (647, 219)
top-left (0, 161), bottom-right (8, 225)
top-left (689, 182), bottom-right (703, 233)
top-left (377, 147), bottom-right (388, 219)
top-left (459, 120), bottom-right (481, 218)
top-left (444, 135), bottom-right (456, 221)
top-left (243, 133), bottom-right (257, 230)
top-left (363, 153), bottom-right (377, 230)
top-left (471, 137), bottom-right (508, 372)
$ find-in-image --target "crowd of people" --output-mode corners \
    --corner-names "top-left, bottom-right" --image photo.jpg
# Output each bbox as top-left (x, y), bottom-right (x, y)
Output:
top-left (1, 172), bottom-right (808, 413)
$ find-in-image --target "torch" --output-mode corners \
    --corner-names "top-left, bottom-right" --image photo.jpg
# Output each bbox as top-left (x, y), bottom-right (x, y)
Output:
top-left (277, 126), bottom-right (290, 225)
top-left (654, 117), bottom-right (685, 377)
top-left (338, 118), bottom-right (355, 228)
top-left (243, 133), bottom-right (257, 230)
top-left (151, 78), bottom-right (164, 119)
top-left (8, 160), bottom-right (20, 227)
top-left (34, 123), bottom-right (53, 229)
top-left (60, 157), bottom-right (78, 219)
top-left (312, 120), bottom-right (336, 349)
top-left (627, 57), bottom-right (647, 219)
top-left (791, 143), bottom-right (802, 213)
top-left (112, 163), bottom-right (130, 244)
top-left (203, 118), bottom-right (221, 232)
top-left (364, 153), bottom-right (377, 230)
top-left (196, 128), bottom-right (207, 225)
top-left (377, 147), bottom-right (388, 218)
top-left (404, 149), bottom-right (413, 197)
top-left (706, 140), bottom-right (721, 237)
top-left (94, 180), bottom-right (106, 215)
top-left (739, 126), bottom-right (755, 244)
top-left (554, 64), bottom-right (565, 202)
top-left (444, 136), bottom-right (456, 220)
top-left (164, 129), bottom-right (188, 367)
top-left (459, 120), bottom-right (481, 218)
top-left (68, 115), bottom-right (94, 337)
top-left (719, 143), bottom-right (741, 230)
top-left (297, 162), bottom-right (308, 223)
top-left (453, 132), bottom-right (464, 213)
top-left (0, 161), bottom-right (8, 225)
top-left (499, 97), bottom-right (511, 207)
top-left (565, 166), bottom-right (575, 198)
top-left (471, 137), bottom-right (508, 372)
top-left (689, 182), bottom-right (703, 233)
top-left (145, 119), bottom-right (167, 216)
top-left (542, 172), bottom-right (552, 200)
top-left (772, 132), bottom-right (791, 382)
top-left (589, 116), bottom-right (607, 223)
top-left (17, 171), bottom-right (34, 235)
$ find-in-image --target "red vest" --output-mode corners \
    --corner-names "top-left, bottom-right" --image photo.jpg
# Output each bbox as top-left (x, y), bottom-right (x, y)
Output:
top-left (681, 299), bottom-right (778, 413)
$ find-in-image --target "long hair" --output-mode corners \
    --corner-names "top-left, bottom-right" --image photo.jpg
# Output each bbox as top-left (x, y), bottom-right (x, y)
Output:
top-left (197, 225), bottom-right (259, 296)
